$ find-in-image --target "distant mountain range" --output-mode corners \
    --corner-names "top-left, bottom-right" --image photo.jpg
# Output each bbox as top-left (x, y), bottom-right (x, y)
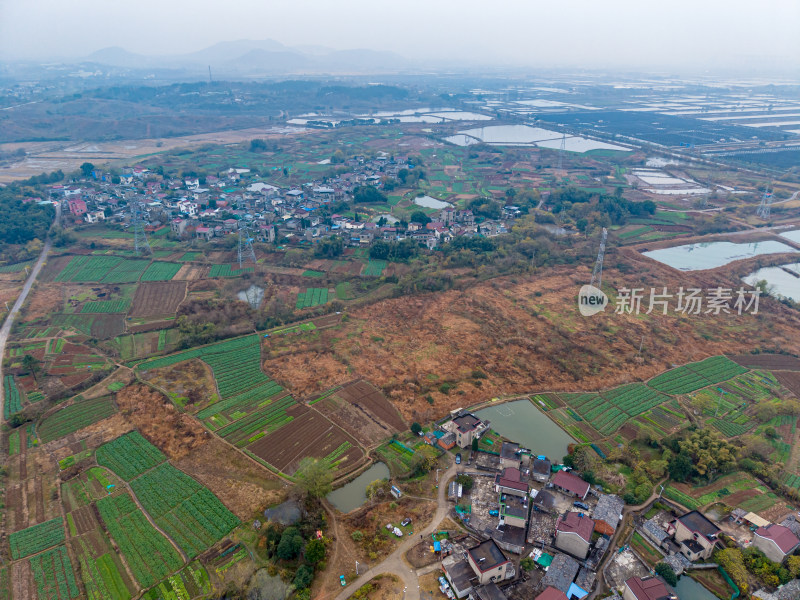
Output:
top-left (82, 39), bottom-right (412, 75)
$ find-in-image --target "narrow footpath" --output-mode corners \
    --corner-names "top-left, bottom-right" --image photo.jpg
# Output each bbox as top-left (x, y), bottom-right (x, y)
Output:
top-left (0, 202), bottom-right (60, 424)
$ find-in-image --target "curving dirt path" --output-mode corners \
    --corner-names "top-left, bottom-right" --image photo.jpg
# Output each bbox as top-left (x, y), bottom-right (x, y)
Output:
top-left (333, 462), bottom-right (458, 600)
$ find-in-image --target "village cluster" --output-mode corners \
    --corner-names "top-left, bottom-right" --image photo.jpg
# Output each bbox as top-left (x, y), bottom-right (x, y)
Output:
top-left (421, 409), bottom-right (800, 600)
top-left (46, 154), bottom-right (515, 250)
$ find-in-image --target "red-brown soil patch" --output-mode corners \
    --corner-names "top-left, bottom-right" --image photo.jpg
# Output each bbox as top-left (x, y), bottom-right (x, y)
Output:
top-left (264, 261), bottom-right (800, 422)
top-left (115, 383), bottom-right (206, 461)
top-left (775, 371), bottom-right (800, 398)
top-left (730, 354), bottom-right (800, 370)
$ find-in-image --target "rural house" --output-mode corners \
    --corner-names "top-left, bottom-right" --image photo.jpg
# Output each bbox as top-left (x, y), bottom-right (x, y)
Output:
top-left (667, 511), bottom-right (720, 561)
top-left (555, 512), bottom-right (594, 559)
top-left (535, 588), bottom-right (569, 600)
top-left (623, 576), bottom-right (677, 600)
top-left (532, 457), bottom-right (552, 483)
top-left (753, 524), bottom-right (800, 563)
top-left (446, 409), bottom-right (489, 448)
top-left (494, 467), bottom-right (529, 498)
top-left (541, 553), bottom-right (580, 595)
top-left (593, 494), bottom-right (624, 536)
top-left (467, 539), bottom-right (512, 585)
top-left (551, 470), bottom-right (590, 500)
top-left (499, 442), bottom-right (521, 470)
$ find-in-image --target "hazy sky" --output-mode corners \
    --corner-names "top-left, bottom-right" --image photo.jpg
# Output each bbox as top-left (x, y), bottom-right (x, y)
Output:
top-left (1, 0), bottom-right (799, 72)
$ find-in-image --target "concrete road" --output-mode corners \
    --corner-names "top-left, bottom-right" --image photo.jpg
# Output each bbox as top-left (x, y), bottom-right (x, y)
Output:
top-left (0, 202), bottom-right (59, 424)
top-left (334, 462), bottom-right (458, 600)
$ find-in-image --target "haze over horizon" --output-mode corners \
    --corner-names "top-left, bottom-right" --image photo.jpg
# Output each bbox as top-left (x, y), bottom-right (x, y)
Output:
top-left (1, 0), bottom-right (799, 75)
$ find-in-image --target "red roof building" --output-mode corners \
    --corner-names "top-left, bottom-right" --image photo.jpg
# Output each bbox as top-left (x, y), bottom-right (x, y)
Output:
top-left (535, 588), bottom-right (568, 600)
top-left (623, 576), bottom-right (676, 600)
top-left (754, 524), bottom-right (800, 562)
top-left (67, 198), bottom-right (87, 216)
top-left (552, 470), bottom-right (590, 499)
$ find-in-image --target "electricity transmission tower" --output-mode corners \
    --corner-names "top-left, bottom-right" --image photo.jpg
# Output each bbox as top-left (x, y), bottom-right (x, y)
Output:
top-left (130, 199), bottom-right (151, 256)
top-left (590, 227), bottom-right (608, 289)
top-left (557, 133), bottom-right (566, 170)
top-left (756, 185), bottom-right (773, 220)
top-left (237, 222), bottom-right (257, 268)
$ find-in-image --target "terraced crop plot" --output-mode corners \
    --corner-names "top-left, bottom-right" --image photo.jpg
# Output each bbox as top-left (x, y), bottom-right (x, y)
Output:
top-left (209, 264), bottom-right (253, 277)
top-left (247, 407), bottom-right (364, 475)
top-left (314, 380), bottom-right (405, 446)
top-left (364, 259), bottom-right (387, 277)
top-left (70, 531), bottom-right (134, 600)
top-left (719, 370), bottom-right (780, 402)
top-left (52, 313), bottom-right (125, 339)
top-left (141, 262), bottom-right (182, 282)
top-left (559, 383), bottom-right (669, 435)
top-left (38, 396), bottom-right (118, 443)
top-left (295, 287), bottom-right (329, 308)
top-left (101, 259), bottom-right (150, 284)
top-left (9, 518), bottom-right (65, 559)
top-left (140, 335), bottom-right (292, 438)
top-left (28, 545), bottom-right (80, 600)
top-left (144, 561), bottom-right (212, 600)
top-left (708, 415), bottom-right (755, 437)
top-left (648, 356), bottom-right (747, 394)
top-left (81, 299), bottom-right (131, 313)
top-left (178, 252), bottom-right (202, 262)
top-left (96, 431), bottom-right (166, 481)
top-left (4, 375), bottom-right (22, 418)
top-left (130, 462), bottom-right (240, 558)
top-left (56, 256), bottom-right (123, 282)
top-left (129, 281), bottom-right (186, 318)
top-left (96, 493), bottom-right (183, 589)
top-left (376, 440), bottom-right (418, 475)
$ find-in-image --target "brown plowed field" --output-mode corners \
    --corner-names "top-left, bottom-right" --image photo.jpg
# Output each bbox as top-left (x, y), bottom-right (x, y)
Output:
top-left (38, 255), bottom-right (73, 282)
top-left (175, 264), bottom-right (207, 280)
top-left (88, 314), bottom-right (125, 339)
top-left (775, 371), bottom-right (800, 398)
top-left (130, 281), bottom-right (187, 317)
top-left (730, 354), bottom-right (800, 370)
top-left (314, 380), bottom-right (405, 447)
top-left (247, 406), bottom-right (365, 475)
top-left (11, 561), bottom-right (32, 600)
top-left (70, 504), bottom-right (99, 536)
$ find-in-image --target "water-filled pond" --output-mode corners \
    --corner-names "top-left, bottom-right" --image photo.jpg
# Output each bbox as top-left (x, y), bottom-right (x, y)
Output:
top-left (744, 263), bottom-right (800, 302)
top-left (326, 462), bottom-right (391, 513)
top-left (237, 284), bottom-right (264, 308)
top-left (414, 195), bottom-right (452, 210)
top-left (643, 240), bottom-right (797, 271)
top-left (473, 400), bottom-right (575, 461)
top-left (673, 574), bottom-right (723, 600)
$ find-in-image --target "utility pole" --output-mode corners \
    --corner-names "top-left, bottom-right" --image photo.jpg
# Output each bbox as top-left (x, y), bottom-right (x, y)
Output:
top-left (590, 228), bottom-right (608, 289)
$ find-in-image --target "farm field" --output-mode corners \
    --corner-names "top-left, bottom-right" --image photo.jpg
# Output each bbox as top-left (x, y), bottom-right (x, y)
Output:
top-left (246, 406), bottom-right (365, 475)
top-left (9, 518), bottom-right (65, 559)
top-left (135, 271), bottom-right (184, 298)
top-left (140, 261), bottom-right (182, 282)
top-left (27, 545), bottom-right (81, 600)
top-left (375, 439), bottom-right (419, 476)
top-left (313, 380), bottom-right (405, 446)
top-left (37, 396), bottom-right (118, 443)
top-left (4, 375), bottom-right (22, 418)
top-left (139, 335), bottom-right (296, 443)
top-left (648, 356), bottom-right (747, 394)
top-left (96, 431), bottom-right (167, 480)
top-left (143, 561), bottom-right (212, 600)
top-left (208, 264), bottom-right (253, 277)
top-left (96, 492), bottom-right (184, 589)
top-left (70, 528), bottom-right (135, 600)
top-left (129, 462), bottom-right (240, 558)
top-left (295, 287), bottom-right (330, 308)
